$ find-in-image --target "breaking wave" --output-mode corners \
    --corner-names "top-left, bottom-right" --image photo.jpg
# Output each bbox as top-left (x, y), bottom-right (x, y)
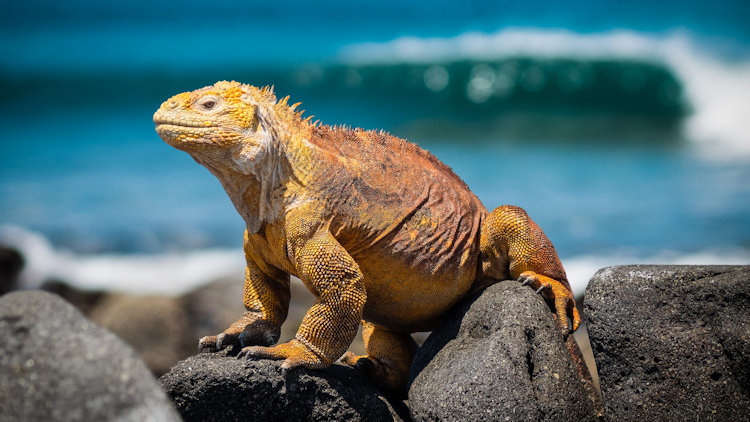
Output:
top-left (5, 29), bottom-right (748, 157)
top-left (336, 29), bottom-right (750, 158)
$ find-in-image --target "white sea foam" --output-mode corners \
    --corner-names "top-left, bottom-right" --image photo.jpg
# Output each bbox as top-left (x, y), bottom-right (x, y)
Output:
top-left (2, 225), bottom-right (747, 297)
top-left (342, 28), bottom-right (750, 160)
top-left (0, 225), bottom-right (244, 295)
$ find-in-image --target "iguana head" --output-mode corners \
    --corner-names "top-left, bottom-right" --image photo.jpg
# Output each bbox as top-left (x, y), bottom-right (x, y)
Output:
top-left (154, 81), bottom-right (307, 232)
top-left (153, 80), bottom-right (275, 152)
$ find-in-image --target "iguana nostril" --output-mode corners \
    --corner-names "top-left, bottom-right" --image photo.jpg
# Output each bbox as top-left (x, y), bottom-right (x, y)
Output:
top-left (167, 99), bottom-right (179, 109)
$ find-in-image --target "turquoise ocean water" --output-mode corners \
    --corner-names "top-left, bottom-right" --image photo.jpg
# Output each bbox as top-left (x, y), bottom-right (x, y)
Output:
top-left (1, 1), bottom-right (748, 294)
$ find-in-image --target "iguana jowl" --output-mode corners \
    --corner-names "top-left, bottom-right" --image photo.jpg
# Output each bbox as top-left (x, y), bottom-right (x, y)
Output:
top-left (153, 81), bottom-right (580, 394)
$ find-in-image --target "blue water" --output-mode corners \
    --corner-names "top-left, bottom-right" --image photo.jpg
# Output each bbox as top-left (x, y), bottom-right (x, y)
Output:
top-left (1, 0), bottom-right (749, 268)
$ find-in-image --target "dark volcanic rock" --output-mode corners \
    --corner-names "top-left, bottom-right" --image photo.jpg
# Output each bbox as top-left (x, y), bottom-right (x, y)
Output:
top-left (160, 350), bottom-right (409, 421)
top-left (585, 265), bottom-right (750, 421)
top-left (0, 291), bottom-right (180, 422)
top-left (408, 280), bottom-right (601, 421)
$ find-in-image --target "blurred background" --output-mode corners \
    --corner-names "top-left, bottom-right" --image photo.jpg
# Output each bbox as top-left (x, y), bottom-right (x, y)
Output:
top-left (1, 0), bottom-right (749, 372)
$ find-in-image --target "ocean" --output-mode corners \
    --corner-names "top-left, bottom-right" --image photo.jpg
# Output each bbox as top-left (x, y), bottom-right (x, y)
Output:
top-left (1, 1), bottom-right (748, 296)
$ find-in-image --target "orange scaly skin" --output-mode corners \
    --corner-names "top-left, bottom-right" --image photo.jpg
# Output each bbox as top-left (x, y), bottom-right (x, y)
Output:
top-left (153, 81), bottom-right (580, 395)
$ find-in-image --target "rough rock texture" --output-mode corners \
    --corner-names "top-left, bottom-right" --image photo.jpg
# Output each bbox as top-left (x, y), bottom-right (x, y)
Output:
top-left (585, 265), bottom-right (750, 421)
top-left (160, 350), bottom-right (410, 421)
top-left (408, 280), bottom-right (601, 421)
top-left (0, 291), bottom-right (180, 422)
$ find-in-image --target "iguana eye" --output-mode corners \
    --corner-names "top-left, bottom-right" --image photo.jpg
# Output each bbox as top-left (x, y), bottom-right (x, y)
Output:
top-left (197, 96), bottom-right (220, 111)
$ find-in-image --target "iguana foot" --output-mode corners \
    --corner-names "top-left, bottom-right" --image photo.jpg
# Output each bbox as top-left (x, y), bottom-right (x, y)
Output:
top-left (238, 338), bottom-right (330, 370)
top-left (341, 352), bottom-right (409, 397)
top-left (341, 351), bottom-right (365, 367)
top-left (341, 351), bottom-right (376, 372)
top-left (340, 323), bottom-right (416, 398)
top-left (198, 311), bottom-right (279, 352)
top-left (518, 271), bottom-right (580, 335)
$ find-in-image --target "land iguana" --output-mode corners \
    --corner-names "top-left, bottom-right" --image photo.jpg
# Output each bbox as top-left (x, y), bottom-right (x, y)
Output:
top-left (153, 80), bottom-right (580, 394)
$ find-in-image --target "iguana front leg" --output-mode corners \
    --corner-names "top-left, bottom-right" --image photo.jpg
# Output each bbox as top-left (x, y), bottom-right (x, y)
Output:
top-left (198, 232), bottom-right (290, 351)
top-left (239, 230), bottom-right (366, 370)
top-left (480, 205), bottom-right (580, 334)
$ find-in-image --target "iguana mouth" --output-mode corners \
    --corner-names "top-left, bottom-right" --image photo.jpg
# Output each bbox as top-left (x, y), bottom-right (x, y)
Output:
top-left (154, 118), bottom-right (218, 145)
top-left (154, 118), bottom-right (216, 129)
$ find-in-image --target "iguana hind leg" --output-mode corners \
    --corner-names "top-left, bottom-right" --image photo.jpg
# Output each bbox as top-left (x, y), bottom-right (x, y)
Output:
top-left (341, 321), bottom-right (417, 398)
top-left (480, 205), bottom-right (580, 334)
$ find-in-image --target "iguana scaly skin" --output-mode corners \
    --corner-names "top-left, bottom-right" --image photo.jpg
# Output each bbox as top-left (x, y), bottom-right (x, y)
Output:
top-left (153, 81), bottom-right (580, 394)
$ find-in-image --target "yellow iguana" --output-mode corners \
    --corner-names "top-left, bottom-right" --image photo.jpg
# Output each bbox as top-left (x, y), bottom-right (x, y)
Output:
top-left (153, 80), bottom-right (580, 394)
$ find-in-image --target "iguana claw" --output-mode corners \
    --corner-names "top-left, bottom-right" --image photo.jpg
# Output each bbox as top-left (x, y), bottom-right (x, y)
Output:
top-left (238, 331), bottom-right (250, 348)
top-left (518, 271), bottom-right (580, 335)
top-left (197, 332), bottom-right (238, 352)
top-left (216, 333), bottom-right (229, 350)
top-left (197, 311), bottom-right (280, 354)
top-left (198, 335), bottom-right (220, 352)
top-left (535, 284), bottom-right (549, 294)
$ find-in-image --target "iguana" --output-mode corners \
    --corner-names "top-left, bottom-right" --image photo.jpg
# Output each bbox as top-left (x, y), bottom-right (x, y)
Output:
top-left (153, 80), bottom-right (580, 394)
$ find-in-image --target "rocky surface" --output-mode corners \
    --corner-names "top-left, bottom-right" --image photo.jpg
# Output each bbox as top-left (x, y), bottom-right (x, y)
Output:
top-left (408, 280), bottom-right (601, 421)
top-left (160, 349), bottom-right (410, 421)
top-left (0, 290), bottom-right (180, 422)
top-left (11, 258), bottom-right (745, 421)
top-left (585, 265), bottom-right (750, 421)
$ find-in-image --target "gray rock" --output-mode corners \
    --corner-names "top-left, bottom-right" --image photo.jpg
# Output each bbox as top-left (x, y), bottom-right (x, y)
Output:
top-left (160, 350), bottom-right (410, 421)
top-left (585, 265), bottom-right (750, 421)
top-left (0, 291), bottom-right (180, 422)
top-left (408, 280), bottom-right (601, 421)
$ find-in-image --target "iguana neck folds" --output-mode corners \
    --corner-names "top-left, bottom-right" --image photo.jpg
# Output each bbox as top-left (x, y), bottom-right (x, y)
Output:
top-left (217, 94), bottom-right (314, 234)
